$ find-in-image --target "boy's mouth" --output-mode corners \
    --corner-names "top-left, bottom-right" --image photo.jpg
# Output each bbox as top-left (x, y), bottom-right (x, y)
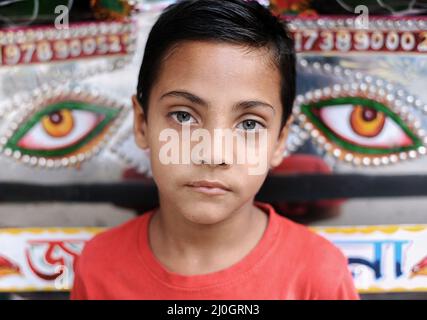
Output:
top-left (186, 180), bottom-right (231, 196)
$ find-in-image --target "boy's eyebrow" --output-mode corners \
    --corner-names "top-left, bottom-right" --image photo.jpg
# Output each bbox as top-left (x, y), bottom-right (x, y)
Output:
top-left (160, 91), bottom-right (208, 106)
top-left (160, 90), bottom-right (275, 114)
top-left (233, 100), bottom-right (275, 114)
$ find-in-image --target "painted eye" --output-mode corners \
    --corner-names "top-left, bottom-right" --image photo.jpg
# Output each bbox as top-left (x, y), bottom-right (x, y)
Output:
top-left (296, 91), bottom-right (425, 164)
top-left (1, 89), bottom-right (124, 167)
top-left (303, 96), bottom-right (420, 153)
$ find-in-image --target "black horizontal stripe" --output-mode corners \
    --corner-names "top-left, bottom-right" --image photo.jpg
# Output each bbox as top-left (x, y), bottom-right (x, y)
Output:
top-left (0, 174), bottom-right (426, 204)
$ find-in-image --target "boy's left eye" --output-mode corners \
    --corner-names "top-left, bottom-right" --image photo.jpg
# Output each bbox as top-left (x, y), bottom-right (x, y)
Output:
top-left (237, 120), bottom-right (265, 131)
top-left (169, 111), bottom-right (197, 125)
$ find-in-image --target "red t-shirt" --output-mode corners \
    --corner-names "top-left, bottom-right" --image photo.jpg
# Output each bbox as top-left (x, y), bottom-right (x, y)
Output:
top-left (71, 202), bottom-right (359, 300)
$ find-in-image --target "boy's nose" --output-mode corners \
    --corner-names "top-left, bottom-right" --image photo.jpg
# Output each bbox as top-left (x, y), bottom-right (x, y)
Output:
top-left (195, 127), bottom-right (233, 167)
top-left (197, 149), bottom-right (232, 167)
top-left (199, 159), bottom-right (228, 167)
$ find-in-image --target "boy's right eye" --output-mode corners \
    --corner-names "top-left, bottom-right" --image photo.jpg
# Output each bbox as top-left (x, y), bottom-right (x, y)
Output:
top-left (169, 111), bottom-right (197, 125)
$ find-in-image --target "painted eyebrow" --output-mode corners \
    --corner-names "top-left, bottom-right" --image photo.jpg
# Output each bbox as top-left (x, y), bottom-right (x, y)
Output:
top-left (160, 90), bottom-right (275, 114)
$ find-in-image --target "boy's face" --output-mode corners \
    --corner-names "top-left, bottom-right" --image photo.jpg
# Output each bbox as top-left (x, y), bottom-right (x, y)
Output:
top-left (133, 41), bottom-right (290, 224)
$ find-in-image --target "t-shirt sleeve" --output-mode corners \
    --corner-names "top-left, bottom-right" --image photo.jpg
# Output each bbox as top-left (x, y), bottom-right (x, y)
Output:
top-left (70, 255), bottom-right (88, 300)
top-left (304, 238), bottom-right (360, 300)
top-left (314, 254), bottom-right (360, 300)
top-left (333, 267), bottom-right (360, 300)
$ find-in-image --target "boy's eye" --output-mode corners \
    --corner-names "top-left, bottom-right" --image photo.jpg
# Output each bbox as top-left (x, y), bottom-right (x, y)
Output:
top-left (237, 120), bottom-right (265, 132)
top-left (169, 111), bottom-right (197, 125)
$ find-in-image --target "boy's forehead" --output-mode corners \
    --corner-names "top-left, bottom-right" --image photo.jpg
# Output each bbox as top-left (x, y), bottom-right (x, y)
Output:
top-left (161, 41), bottom-right (276, 76)
top-left (152, 41), bottom-right (281, 104)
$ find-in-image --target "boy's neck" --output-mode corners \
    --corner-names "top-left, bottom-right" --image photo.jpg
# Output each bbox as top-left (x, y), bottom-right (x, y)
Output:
top-left (148, 198), bottom-right (268, 276)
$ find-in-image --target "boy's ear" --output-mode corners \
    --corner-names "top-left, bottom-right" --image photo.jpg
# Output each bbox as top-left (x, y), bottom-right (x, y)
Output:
top-left (270, 116), bottom-right (293, 169)
top-left (132, 94), bottom-right (149, 150)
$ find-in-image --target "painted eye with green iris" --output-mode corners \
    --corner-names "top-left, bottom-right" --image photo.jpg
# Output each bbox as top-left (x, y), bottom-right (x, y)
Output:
top-left (301, 96), bottom-right (423, 155)
top-left (5, 101), bottom-right (119, 158)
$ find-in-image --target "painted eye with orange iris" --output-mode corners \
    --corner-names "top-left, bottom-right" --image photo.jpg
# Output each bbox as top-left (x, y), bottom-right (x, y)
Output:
top-left (41, 110), bottom-right (75, 139)
top-left (350, 105), bottom-right (386, 138)
top-left (4, 100), bottom-right (120, 160)
top-left (301, 96), bottom-right (422, 155)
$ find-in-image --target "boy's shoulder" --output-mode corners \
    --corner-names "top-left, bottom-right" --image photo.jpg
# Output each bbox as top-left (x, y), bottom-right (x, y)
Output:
top-left (78, 212), bottom-right (151, 267)
top-left (271, 211), bottom-right (357, 298)
top-left (281, 213), bottom-right (341, 248)
top-left (273, 209), bottom-right (348, 270)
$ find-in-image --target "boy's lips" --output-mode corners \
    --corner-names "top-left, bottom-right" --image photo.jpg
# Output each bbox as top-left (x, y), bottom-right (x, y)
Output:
top-left (186, 180), bottom-right (231, 195)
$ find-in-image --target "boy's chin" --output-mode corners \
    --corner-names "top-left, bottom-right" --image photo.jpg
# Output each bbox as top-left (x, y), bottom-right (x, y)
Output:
top-left (179, 202), bottom-right (233, 225)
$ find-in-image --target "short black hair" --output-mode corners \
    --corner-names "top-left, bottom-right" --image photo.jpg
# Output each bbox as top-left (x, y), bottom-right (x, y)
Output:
top-left (136, 0), bottom-right (296, 129)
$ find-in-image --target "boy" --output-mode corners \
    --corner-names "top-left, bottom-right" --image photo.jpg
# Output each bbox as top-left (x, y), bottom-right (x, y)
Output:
top-left (71, 0), bottom-right (359, 300)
